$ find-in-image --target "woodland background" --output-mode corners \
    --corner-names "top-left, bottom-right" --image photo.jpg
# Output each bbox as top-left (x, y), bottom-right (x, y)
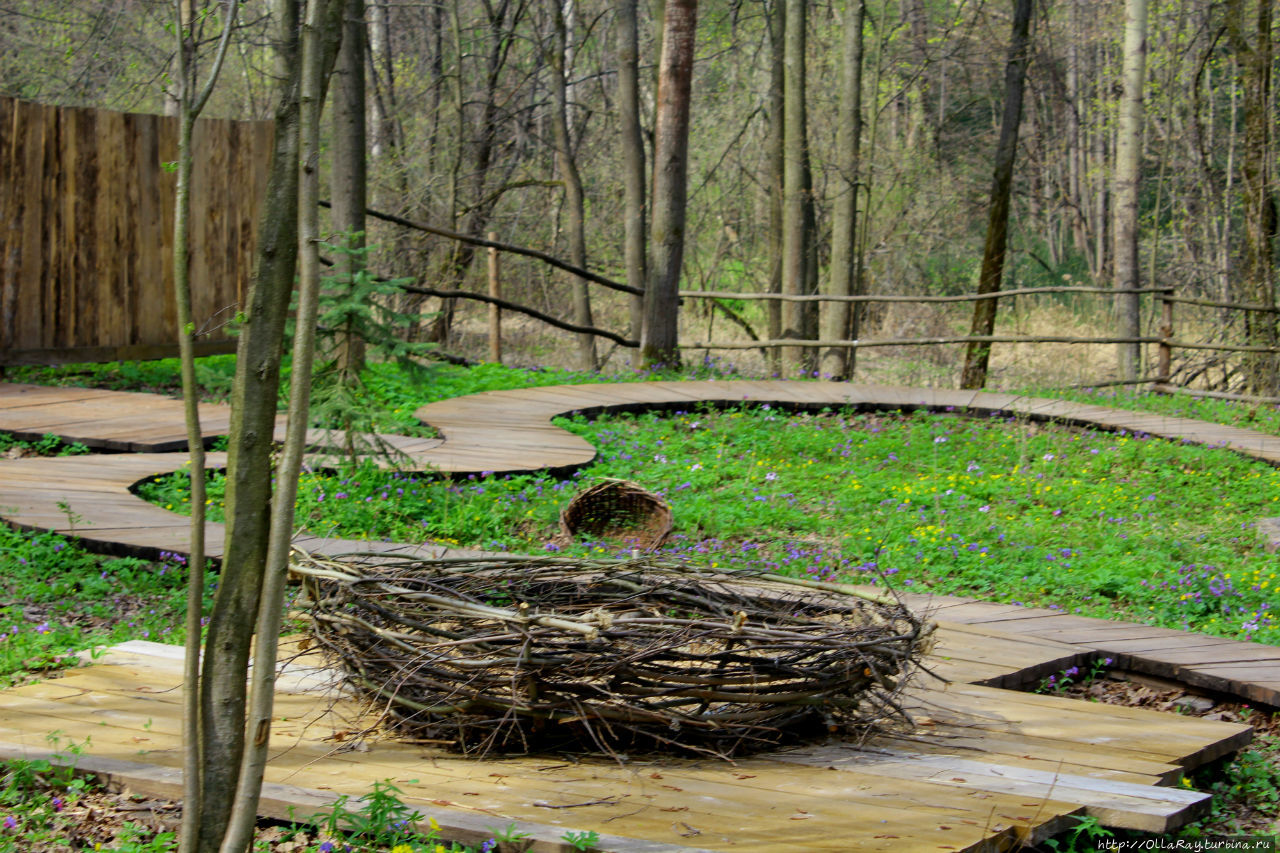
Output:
top-left (1, 0), bottom-right (1276, 391)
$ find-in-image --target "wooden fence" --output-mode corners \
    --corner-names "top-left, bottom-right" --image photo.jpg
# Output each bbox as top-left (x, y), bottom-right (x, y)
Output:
top-left (0, 96), bottom-right (273, 365)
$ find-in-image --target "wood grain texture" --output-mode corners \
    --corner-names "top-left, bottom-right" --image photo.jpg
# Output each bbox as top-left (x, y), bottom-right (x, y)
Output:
top-left (0, 638), bottom-right (1245, 849)
top-left (0, 96), bottom-right (270, 365)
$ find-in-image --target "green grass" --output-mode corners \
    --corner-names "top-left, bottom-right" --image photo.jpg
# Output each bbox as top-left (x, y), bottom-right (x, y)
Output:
top-left (3, 357), bottom-right (1280, 845)
top-left (140, 401), bottom-right (1280, 647)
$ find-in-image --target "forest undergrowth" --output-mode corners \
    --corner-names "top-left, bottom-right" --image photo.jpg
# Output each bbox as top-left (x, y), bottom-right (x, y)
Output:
top-left (2, 356), bottom-right (1279, 848)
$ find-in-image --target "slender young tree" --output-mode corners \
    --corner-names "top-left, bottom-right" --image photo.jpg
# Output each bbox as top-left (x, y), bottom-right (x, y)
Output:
top-left (618, 0), bottom-right (646, 365)
top-left (219, 1), bottom-right (344, 848)
top-left (330, 0), bottom-right (368, 379)
top-left (959, 0), bottom-right (1034, 390)
top-left (190, 0), bottom-right (342, 848)
top-left (765, 0), bottom-right (785, 370)
top-left (642, 0), bottom-right (697, 368)
top-left (169, 3), bottom-right (235, 850)
top-left (549, 0), bottom-right (596, 370)
top-left (1113, 0), bottom-right (1148, 381)
top-left (821, 0), bottom-right (866, 380)
top-left (780, 0), bottom-right (812, 376)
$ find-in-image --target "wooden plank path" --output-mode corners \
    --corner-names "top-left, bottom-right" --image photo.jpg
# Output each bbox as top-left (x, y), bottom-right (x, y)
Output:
top-left (0, 379), bottom-right (1277, 848)
top-left (3, 380), bottom-right (1280, 704)
top-left (0, 635), bottom-right (1248, 851)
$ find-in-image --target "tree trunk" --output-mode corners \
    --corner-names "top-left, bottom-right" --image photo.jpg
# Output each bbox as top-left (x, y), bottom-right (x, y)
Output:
top-left (1226, 0), bottom-right (1279, 394)
top-left (641, 0), bottom-right (697, 368)
top-left (765, 0), bottom-right (784, 372)
top-left (219, 1), bottom-right (344, 848)
top-left (195, 0), bottom-right (301, 842)
top-left (959, 0), bottom-right (1033, 390)
top-left (821, 0), bottom-right (865, 381)
top-left (1065, 0), bottom-right (1089, 261)
top-left (549, 0), bottom-right (596, 370)
top-left (194, 0), bottom-right (342, 848)
top-left (781, 0), bottom-right (812, 376)
top-left (618, 0), bottom-right (646, 367)
top-left (170, 4), bottom-right (235, 850)
top-left (1113, 0), bottom-right (1148, 381)
top-left (331, 0), bottom-right (367, 379)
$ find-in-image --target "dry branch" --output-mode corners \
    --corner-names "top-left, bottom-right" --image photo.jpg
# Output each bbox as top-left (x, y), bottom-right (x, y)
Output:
top-left (290, 552), bottom-right (933, 759)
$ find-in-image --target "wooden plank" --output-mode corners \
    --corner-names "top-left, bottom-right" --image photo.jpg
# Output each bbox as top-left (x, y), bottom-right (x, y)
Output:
top-left (0, 742), bottom-right (706, 853)
top-left (0, 686), bottom-right (1075, 851)
top-left (771, 745), bottom-right (1209, 833)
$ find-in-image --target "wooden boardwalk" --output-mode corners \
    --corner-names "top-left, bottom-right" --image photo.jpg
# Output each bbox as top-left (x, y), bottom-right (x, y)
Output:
top-left (0, 379), bottom-right (1277, 848)
top-left (2, 380), bottom-right (1279, 705)
top-left (0, 631), bottom-right (1249, 851)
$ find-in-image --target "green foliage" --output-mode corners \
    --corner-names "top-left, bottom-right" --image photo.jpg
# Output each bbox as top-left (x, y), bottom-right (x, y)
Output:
top-left (560, 829), bottom-right (601, 851)
top-left (0, 433), bottom-right (88, 457)
top-left (0, 525), bottom-right (208, 687)
top-left (8, 355), bottom-right (239, 403)
top-left (144, 399), bottom-right (1280, 646)
top-left (1040, 815), bottom-right (1115, 852)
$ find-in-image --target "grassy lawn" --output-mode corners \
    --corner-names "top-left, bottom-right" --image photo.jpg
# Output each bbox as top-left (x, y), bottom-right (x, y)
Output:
top-left (2, 358), bottom-right (1279, 848)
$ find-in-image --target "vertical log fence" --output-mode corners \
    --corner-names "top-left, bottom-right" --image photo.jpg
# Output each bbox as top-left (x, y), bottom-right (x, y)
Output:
top-left (0, 96), bottom-right (272, 366)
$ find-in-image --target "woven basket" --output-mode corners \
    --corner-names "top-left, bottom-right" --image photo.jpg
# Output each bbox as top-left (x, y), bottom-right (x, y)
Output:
top-left (559, 479), bottom-right (673, 551)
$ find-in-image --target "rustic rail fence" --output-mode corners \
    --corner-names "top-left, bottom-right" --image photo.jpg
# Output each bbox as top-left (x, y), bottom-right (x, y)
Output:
top-left (0, 96), bottom-right (272, 366)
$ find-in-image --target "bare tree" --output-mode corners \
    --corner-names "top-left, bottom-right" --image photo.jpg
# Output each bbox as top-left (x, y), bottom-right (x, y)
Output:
top-left (780, 0), bottom-right (813, 376)
top-left (642, 0), bottom-right (697, 368)
top-left (618, 0), bottom-right (646, 365)
top-left (168, 2), bottom-right (234, 849)
top-left (330, 0), bottom-right (367, 378)
top-left (1113, 0), bottom-right (1148, 380)
top-left (1226, 0), bottom-right (1278, 395)
top-left (549, 0), bottom-right (596, 370)
top-left (189, 0), bottom-right (342, 849)
top-left (960, 0), bottom-right (1034, 390)
top-left (821, 0), bottom-right (866, 380)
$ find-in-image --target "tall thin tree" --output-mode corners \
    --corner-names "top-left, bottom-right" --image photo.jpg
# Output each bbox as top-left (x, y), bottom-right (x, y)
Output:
top-left (642, 0), bottom-right (697, 368)
top-left (1113, 0), bottom-right (1148, 381)
top-left (549, 0), bottom-right (596, 370)
top-left (1226, 0), bottom-right (1278, 395)
top-left (780, 0), bottom-right (812, 376)
top-left (189, 0), bottom-right (342, 848)
top-left (959, 0), bottom-right (1034, 390)
top-left (618, 0), bottom-right (646, 365)
top-left (821, 0), bottom-right (866, 380)
top-left (169, 3), bottom-right (235, 849)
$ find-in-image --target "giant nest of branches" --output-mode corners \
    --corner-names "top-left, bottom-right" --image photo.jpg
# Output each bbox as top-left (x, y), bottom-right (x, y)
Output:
top-left (290, 552), bottom-right (935, 759)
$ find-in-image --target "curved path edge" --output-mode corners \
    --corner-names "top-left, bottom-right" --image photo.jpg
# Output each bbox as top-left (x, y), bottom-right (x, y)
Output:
top-left (3, 379), bottom-right (1280, 704)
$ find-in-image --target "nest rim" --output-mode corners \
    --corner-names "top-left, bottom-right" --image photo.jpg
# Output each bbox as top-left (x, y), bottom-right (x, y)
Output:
top-left (292, 552), bottom-right (932, 760)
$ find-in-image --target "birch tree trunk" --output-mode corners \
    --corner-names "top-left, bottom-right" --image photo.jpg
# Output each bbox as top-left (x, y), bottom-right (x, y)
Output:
top-left (641, 0), bottom-right (697, 368)
top-left (959, 0), bottom-right (1033, 390)
top-left (1113, 0), bottom-right (1148, 381)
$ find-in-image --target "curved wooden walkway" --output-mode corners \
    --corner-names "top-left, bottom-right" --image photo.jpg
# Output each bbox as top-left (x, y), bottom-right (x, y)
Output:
top-left (3, 379), bottom-right (1280, 706)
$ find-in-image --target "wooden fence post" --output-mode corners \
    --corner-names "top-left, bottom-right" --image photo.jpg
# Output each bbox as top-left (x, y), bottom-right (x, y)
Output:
top-left (1157, 287), bottom-right (1173, 384)
top-left (487, 232), bottom-right (501, 364)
